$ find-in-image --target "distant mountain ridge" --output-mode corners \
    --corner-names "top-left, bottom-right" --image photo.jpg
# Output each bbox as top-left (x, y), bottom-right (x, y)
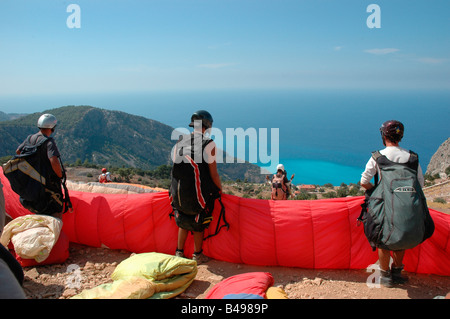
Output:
top-left (0, 105), bottom-right (264, 182)
top-left (0, 111), bottom-right (26, 122)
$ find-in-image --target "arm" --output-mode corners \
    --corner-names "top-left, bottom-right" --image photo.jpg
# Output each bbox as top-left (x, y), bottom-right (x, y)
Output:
top-left (49, 156), bottom-right (63, 178)
top-left (361, 182), bottom-right (374, 191)
top-left (206, 143), bottom-right (222, 191)
top-left (360, 157), bottom-right (377, 191)
top-left (15, 142), bottom-right (25, 155)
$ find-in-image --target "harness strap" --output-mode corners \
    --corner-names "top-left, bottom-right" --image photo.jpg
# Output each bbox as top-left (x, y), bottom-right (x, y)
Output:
top-left (204, 197), bottom-right (229, 240)
top-left (58, 157), bottom-right (72, 213)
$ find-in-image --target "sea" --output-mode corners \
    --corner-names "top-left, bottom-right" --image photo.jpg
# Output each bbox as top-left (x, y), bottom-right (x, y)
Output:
top-left (1, 89), bottom-right (449, 185)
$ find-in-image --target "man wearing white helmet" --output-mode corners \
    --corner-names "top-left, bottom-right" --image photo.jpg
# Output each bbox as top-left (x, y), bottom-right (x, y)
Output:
top-left (15, 114), bottom-right (65, 217)
top-left (16, 114), bottom-right (63, 179)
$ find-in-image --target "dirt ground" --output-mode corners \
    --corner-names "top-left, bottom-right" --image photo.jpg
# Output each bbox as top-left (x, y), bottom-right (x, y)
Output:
top-left (19, 243), bottom-right (450, 300)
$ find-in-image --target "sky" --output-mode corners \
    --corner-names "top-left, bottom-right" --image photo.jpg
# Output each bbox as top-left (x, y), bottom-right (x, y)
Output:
top-left (0, 0), bottom-right (449, 103)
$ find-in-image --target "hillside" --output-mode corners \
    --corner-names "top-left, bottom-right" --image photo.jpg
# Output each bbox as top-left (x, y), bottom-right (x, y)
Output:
top-left (426, 137), bottom-right (450, 177)
top-left (0, 105), bottom-right (265, 182)
top-left (0, 111), bottom-right (26, 122)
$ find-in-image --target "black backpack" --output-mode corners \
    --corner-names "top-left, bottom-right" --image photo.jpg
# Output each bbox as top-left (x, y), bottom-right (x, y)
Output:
top-left (2, 135), bottom-right (72, 216)
top-left (169, 133), bottom-right (228, 238)
top-left (358, 150), bottom-right (434, 251)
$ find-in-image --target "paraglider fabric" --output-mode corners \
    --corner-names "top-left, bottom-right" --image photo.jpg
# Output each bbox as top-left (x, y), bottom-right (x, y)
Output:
top-left (205, 272), bottom-right (274, 299)
top-left (0, 214), bottom-right (66, 264)
top-left (10, 231), bottom-right (69, 267)
top-left (72, 252), bottom-right (197, 299)
top-left (1, 168), bottom-right (449, 276)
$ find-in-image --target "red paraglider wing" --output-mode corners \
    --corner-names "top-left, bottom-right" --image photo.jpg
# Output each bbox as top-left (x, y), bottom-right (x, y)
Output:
top-left (1, 168), bottom-right (449, 275)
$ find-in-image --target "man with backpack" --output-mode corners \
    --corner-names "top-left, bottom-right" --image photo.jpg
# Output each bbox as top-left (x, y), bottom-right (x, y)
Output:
top-left (9, 113), bottom-right (70, 219)
top-left (170, 110), bottom-right (222, 264)
top-left (360, 120), bottom-right (434, 287)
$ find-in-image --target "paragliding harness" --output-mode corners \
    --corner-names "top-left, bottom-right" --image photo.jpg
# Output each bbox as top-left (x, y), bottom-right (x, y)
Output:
top-left (2, 135), bottom-right (72, 216)
top-left (169, 133), bottom-right (229, 239)
top-left (357, 150), bottom-right (434, 251)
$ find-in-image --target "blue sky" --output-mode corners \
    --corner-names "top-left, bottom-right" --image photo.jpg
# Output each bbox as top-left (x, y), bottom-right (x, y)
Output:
top-left (0, 0), bottom-right (449, 99)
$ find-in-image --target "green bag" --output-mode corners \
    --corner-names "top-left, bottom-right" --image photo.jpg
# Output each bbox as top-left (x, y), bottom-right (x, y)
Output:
top-left (362, 150), bottom-right (434, 251)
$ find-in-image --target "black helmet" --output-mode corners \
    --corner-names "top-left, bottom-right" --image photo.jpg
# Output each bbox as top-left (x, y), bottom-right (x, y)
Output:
top-left (189, 110), bottom-right (213, 129)
top-left (380, 120), bottom-right (404, 143)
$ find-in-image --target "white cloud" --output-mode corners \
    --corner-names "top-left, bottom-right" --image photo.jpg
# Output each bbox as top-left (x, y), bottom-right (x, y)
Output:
top-left (333, 46), bottom-right (343, 51)
top-left (197, 63), bottom-right (235, 69)
top-left (364, 48), bottom-right (400, 55)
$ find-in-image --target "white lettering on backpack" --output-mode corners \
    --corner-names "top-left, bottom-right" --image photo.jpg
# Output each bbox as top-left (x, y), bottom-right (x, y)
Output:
top-left (393, 187), bottom-right (416, 193)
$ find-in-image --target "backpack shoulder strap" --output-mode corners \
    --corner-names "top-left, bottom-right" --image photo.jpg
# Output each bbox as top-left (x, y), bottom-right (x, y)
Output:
top-left (409, 150), bottom-right (418, 161)
top-left (28, 133), bottom-right (49, 147)
top-left (371, 150), bottom-right (382, 161)
top-left (35, 136), bottom-right (50, 150)
top-left (407, 150), bottom-right (419, 171)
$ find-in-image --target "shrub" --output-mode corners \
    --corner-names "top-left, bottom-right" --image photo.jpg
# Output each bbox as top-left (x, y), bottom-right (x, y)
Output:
top-left (434, 197), bottom-right (447, 204)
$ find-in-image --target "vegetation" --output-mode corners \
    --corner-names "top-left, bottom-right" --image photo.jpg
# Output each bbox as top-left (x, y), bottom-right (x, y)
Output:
top-left (434, 197), bottom-right (447, 204)
top-left (424, 172), bottom-right (442, 182)
top-left (66, 158), bottom-right (172, 188)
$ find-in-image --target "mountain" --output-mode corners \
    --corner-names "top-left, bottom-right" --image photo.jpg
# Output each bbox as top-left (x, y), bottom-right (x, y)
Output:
top-left (0, 105), bottom-right (265, 182)
top-left (426, 137), bottom-right (450, 177)
top-left (0, 111), bottom-right (26, 122)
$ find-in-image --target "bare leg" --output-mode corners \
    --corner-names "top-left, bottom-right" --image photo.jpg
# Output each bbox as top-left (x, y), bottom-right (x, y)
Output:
top-left (177, 228), bottom-right (189, 251)
top-left (192, 231), bottom-right (210, 264)
top-left (377, 248), bottom-right (391, 271)
top-left (392, 250), bottom-right (405, 268)
top-left (391, 250), bottom-right (408, 283)
top-left (193, 231), bottom-right (204, 253)
top-left (377, 248), bottom-right (393, 287)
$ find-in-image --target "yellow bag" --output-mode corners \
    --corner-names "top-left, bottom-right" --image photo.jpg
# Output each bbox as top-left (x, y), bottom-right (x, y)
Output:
top-left (72, 252), bottom-right (197, 299)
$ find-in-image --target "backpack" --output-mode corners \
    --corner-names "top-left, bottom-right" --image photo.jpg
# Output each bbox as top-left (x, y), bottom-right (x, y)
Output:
top-left (2, 135), bottom-right (72, 216)
top-left (169, 133), bottom-right (228, 238)
top-left (358, 150), bottom-right (434, 251)
top-left (271, 173), bottom-right (287, 200)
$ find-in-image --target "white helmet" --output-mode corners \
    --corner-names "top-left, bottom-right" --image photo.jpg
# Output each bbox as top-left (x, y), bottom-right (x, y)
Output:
top-left (276, 164), bottom-right (285, 172)
top-left (37, 114), bottom-right (57, 129)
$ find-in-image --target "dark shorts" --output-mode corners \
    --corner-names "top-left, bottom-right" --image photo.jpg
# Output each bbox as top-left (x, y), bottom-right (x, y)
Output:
top-left (174, 210), bottom-right (212, 232)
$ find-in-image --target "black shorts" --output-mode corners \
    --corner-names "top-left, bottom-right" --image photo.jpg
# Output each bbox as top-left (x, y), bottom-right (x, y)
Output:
top-left (174, 209), bottom-right (212, 232)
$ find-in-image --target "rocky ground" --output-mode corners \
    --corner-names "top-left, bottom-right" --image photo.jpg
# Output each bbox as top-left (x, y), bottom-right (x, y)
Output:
top-left (20, 243), bottom-right (450, 300)
top-left (424, 181), bottom-right (450, 214)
